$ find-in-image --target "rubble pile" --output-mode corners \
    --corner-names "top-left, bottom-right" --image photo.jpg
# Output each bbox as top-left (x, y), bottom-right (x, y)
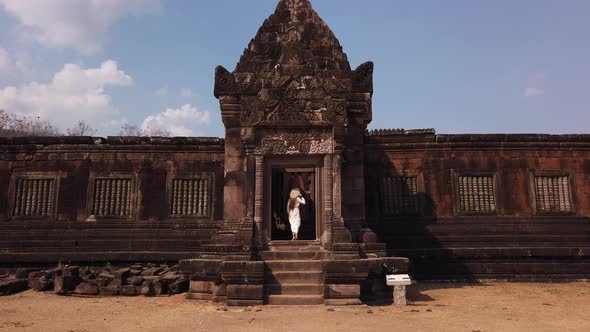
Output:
top-left (0, 263), bottom-right (189, 297)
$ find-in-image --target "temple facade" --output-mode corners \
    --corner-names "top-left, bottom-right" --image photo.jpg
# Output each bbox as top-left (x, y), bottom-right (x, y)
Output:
top-left (1, 0), bottom-right (589, 305)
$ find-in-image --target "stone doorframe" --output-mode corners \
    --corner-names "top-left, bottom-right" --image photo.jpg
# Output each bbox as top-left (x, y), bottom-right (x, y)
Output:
top-left (258, 155), bottom-right (328, 249)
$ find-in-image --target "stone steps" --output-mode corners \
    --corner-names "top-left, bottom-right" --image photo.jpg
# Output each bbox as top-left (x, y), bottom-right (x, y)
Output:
top-left (259, 251), bottom-right (329, 260)
top-left (266, 271), bottom-right (323, 284)
top-left (264, 260), bottom-right (322, 272)
top-left (267, 241), bottom-right (322, 251)
top-left (265, 283), bottom-right (323, 295)
top-left (267, 294), bottom-right (324, 305)
top-left (263, 246), bottom-right (326, 305)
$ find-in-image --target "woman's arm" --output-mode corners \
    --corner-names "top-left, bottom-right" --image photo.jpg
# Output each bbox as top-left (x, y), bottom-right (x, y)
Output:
top-left (297, 196), bottom-right (306, 205)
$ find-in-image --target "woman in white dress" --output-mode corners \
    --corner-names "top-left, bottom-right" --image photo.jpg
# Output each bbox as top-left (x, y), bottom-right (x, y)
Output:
top-left (287, 188), bottom-right (306, 240)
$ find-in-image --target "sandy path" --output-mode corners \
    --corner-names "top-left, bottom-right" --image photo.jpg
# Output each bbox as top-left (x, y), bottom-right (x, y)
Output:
top-left (1, 282), bottom-right (589, 332)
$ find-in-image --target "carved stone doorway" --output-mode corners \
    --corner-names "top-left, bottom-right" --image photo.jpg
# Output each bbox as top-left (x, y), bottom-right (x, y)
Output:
top-left (264, 157), bottom-right (322, 245)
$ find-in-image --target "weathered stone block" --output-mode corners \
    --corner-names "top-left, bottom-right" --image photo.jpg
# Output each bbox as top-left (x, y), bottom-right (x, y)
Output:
top-left (98, 272), bottom-right (115, 280)
top-left (96, 277), bottom-right (111, 288)
top-left (0, 278), bottom-right (28, 295)
top-left (140, 267), bottom-right (163, 276)
top-left (189, 280), bottom-right (216, 294)
top-left (119, 285), bottom-right (138, 296)
top-left (28, 272), bottom-right (52, 291)
top-left (245, 261), bottom-right (264, 274)
top-left (324, 284), bottom-right (360, 299)
top-left (226, 284), bottom-right (263, 300)
top-left (75, 282), bottom-right (99, 295)
top-left (127, 276), bottom-right (144, 286)
top-left (226, 299), bottom-right (263, 306)
top-left (140, 280), bottom-right (155, 297)
top-left (360, 229), bottom-right (377, 243)
top-left (15, 268), bottom-right (37, 279)
top-left (169, 277), bottom-right (189, 294)
top-left (130, 264), bottom-right (144, 270)
top-left (114, 268), bottom-right (131, 281)
top-left (54, 276), bottom-right (77, 295)
top-left (179, 259), bottom-right (222, 276)
top-left (213, 283), bottom-right (227, 297)
top-left (160, 272), bottom-right (180, 282)
top-left (100, 285), bottom-right (119, 296)
top-left (153, 279), bottom-right (166, 295)
top-left (64, 266), bottom-right (80, 277)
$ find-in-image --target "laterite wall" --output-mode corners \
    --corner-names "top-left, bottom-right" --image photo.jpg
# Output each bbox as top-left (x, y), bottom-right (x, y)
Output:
top-left (0, 136), bottom-right (225, 265)
top-left (366, 133), bottom-right (590, 280)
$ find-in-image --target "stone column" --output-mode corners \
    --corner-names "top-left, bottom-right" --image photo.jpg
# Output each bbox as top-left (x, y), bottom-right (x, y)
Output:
top-left (333, 153), bottom-right (352, 243)
top-left (245, 155), bottom-right (255, 220)
top-left (333, 154), bottom-right (343, 225)
top-left (322, 154), bottom-right (334, 249)
top-left (253, 155), bottom-right (264, 248)
top-left (219, 96), bottom-right (246, 223)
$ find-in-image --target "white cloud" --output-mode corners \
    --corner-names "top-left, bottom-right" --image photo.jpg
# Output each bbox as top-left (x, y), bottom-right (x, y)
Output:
top-left (0, 60), bottom-right (132, 132)
top-left (0, 47), bottom-right (30, 80)
top-left (534, 72), bottom-right (546, 80)
top-left (141, 104), bottom-right (210, 137)
top-left (524, 87), bottom-right (544, 97)
top-left (0, 0), bottom-right (160, 54)
top-left (181, 88), bottom-right (194, 98)
top-left (155, 86), bottom-right (168, 96)
top-left (0, 48), bottom-right (9, 69)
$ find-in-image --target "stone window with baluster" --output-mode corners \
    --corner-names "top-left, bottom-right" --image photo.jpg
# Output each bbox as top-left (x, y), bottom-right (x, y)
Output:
top-left (167, 172), bottom-right (214, 219)
top-left (87, 174), bottom-right (136, 220)
top-left (9, 173), bottom-right (60, 219)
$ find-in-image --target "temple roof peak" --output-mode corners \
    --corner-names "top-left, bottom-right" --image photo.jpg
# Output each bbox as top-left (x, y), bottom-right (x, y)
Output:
top-left (276, 0), bottom-right (313, 18)
top-left (230, 0), bottom-right (350, 74)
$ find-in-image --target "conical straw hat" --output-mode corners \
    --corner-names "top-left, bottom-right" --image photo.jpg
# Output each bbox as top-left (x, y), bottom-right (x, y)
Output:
top-left (289, 188), bottom-right (301, 199)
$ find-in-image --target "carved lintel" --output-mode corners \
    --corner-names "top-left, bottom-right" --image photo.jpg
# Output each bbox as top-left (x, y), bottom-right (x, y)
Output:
top-left (254, 132), bottom-right (334, 155)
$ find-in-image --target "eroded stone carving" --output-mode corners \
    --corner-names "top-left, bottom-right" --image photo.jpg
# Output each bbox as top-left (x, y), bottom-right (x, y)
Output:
top-left (214, 0), bottom-right (373, 129)
top-left (255, 131), bottom-right (334, 155)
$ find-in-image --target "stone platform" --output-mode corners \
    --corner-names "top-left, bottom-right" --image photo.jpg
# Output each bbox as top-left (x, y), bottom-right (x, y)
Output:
top-left (180, 241), bottom-right (409, 306)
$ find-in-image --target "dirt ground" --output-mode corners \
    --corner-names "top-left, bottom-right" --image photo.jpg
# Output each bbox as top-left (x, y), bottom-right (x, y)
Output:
top-left (1, 282), bottom-right (589, 332)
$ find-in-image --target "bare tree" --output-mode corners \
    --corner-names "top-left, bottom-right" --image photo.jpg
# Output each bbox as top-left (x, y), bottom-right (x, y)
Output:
top-left (0, 110), bottom-right (171, 138)
top-left (66, 120), bottom-right (97, 136)
top-left (119, 124), bottom-right (170, 137)
top-left (0, 110), bottom-right (10, 132)
top-left (0, 110), bottom-right (62, 137)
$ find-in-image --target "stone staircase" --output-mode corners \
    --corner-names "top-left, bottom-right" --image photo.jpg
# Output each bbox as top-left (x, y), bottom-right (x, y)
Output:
top-left (260, 241), bottom-right (328, 305)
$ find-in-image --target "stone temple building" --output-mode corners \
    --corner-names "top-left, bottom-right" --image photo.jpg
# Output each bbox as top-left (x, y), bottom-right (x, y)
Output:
top-left (1, 0), bottom-right (589, 305)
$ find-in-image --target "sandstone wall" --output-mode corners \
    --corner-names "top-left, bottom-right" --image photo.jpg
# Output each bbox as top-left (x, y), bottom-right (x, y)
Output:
top-left (0, 136), bottom-right (225, 265)
top-left (366, 132), bottom-right (590, 279)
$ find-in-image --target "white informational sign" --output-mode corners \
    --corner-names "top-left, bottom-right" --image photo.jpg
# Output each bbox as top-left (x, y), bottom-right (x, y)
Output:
top-left (386, 274), bottom-right (412, 286)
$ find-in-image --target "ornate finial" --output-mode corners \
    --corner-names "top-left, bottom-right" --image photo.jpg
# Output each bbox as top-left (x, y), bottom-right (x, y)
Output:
top-left (277, 0), bottom-right (313, 22)
top-left (279, 0), bottom-right (311, 11)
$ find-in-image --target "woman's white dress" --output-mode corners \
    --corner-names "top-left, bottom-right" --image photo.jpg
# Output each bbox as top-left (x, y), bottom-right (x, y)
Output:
top-left (288, 197), bottom-right (306, 233)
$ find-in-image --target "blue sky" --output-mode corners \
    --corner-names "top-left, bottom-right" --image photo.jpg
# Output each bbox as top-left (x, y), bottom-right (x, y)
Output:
top-left (0, 0), bottom-right (589, 137)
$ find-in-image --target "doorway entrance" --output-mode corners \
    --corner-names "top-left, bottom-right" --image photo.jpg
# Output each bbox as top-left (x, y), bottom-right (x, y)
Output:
top-left (270, 167), bottom-right (317, 241)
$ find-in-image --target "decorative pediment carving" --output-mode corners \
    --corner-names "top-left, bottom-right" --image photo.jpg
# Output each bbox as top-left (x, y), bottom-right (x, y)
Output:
top-left (215, 0), bottom-right (373, 130)
top-left (239, 74), bottom-right (349, 127)
top-left (255, 131), bottom-right (333, 155)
